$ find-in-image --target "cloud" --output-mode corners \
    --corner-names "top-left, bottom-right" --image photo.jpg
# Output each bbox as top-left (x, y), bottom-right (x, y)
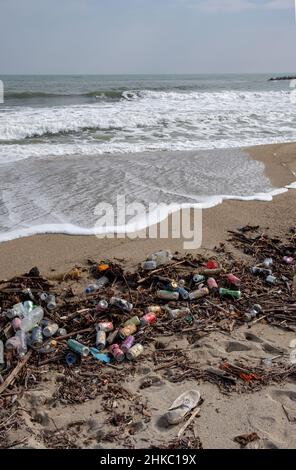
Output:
top-left (188, 0), bottom-right (293, 13)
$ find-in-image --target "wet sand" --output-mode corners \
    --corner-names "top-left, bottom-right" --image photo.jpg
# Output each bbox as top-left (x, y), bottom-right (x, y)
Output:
top-left (0, 142), bottom-right (296, 280)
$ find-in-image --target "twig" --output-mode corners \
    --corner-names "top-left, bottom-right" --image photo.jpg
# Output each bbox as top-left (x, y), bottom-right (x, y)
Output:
top-left (0, 351), bottom-right (32, 395)
top-left (178, 407), bottom-right (200, 439)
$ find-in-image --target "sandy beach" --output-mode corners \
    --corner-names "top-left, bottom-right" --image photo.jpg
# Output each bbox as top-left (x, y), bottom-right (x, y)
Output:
top-left (1, 142), bottom-right (296, 449)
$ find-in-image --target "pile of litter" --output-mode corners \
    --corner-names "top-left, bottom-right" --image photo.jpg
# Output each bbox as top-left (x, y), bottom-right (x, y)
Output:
top-left (0, 226), bottom-right (296, 448)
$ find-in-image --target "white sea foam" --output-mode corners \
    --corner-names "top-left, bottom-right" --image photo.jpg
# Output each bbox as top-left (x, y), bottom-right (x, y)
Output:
top-left (0, 89), bottom-right (295, 163)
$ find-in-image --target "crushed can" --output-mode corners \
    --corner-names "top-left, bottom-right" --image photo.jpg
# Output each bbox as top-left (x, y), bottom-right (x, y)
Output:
top-left (43, 323), bottom-right (59, 337)
top-left (126, 343), bottom-right (144, 361)
top-left (250, 267), bottom-right (272, 276)
top-left (109, 344), bottom-right (125, 362)
top-left (119, 323), bottom-right (137, 339)
top-left (226, 274), bottom-right (241, 287)
top-left (283, 256), bottom-right (293, 264)
top-left (95, 329), bottom-right (106, 350)
top-left (110, 297), bottom-right (133, 313)
top-left (39, 340), bottom-right (57, 354)
top-left (263, 258), bottom-right (273, 268)
top-left (145, 305), bottom-right (161, 314)
top-left (31, 326), bottom-right (43, 347)
top-left (219, 288), bottom-right (241, 299)
top-left (121, 335), bottom-right (135, 353)
top-left (57, 328), bottom-right (67, 336)
top-left (97, 321), bottom-right (113, 332)
top-left (67, 339), bottom-right (89, 357)
top-left (157, 290), bottom-right (179, 301)
top-left (47, 294), bottom-right (57, 311)
top-left (107, 329), bottom-right (119, 345)
top-left (140, 313), bottom-right (157, 326)
top-left (176, 287), bottom-right (189, 300)
top-left (189, 287), bottom-right (209, 300)
top-left (266, 275), bottom-right (278, 285)
top-left (207, 277), bottom-right (218, 290)
top-left (124, 316), bottom-right (140, 327)
top-left (95, 299), bottom-right (109, 313)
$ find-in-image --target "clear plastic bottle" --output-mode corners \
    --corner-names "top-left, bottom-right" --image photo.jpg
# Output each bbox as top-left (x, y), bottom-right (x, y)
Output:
top-left (15, 330), bottom-right (27, 357)
top-left (147, 250), bottom-right (172, 266)
top-left (85, 276), bottom-right (109, 294)
top-left (20, 306), bottom-right (44, 333)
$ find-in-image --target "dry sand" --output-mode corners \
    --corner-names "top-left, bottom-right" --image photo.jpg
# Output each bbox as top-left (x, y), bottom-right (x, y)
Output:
top-left (1, 142), bottom-right (296, 449)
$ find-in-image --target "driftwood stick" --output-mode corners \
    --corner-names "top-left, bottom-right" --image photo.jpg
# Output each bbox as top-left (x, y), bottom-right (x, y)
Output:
top-left (178, 407), bottom-right (200, 439)
top-left (0, 351), bottom-right (32, 395)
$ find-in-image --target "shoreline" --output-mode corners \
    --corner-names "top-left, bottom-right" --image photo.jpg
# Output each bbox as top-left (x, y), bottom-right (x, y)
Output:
top-left (0, 141), bottom-right (296, 279)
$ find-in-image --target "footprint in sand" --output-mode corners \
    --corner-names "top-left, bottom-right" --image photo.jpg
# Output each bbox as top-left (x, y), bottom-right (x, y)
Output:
top-left (269, 389), bottom-right (296, 423)
top-left (245, 332), bottom-right (263, 343)
top-left (225, 341), bottom-right (253, 353)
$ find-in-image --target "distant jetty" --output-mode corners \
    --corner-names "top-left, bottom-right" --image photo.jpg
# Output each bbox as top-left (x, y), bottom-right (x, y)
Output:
top-left (269, 76), bottom-right (296, 81)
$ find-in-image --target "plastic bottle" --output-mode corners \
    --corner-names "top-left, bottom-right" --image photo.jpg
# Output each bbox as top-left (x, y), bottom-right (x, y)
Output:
top-left (5, 303), bottom-right (27, 320)
top-left (142, 260), bottom-right (157, 271)
top-left (20, 307), bottom-right (44, 333)
top-left (189, 287), bottom-right (209, 300)
top-left (15, 330), bottom-right (27, 357)
top-left (147, 250), bottom-right (172, 266)
top-left (5, 336), bottom-right (21, 351)
top-left (0, 340), bottom-right (4, 370)
top-left (67, 339), bottom-right (89, 357)
top-left (85, 276), bottom-right (109, 294)
top-left (165, 306), bottom-right (191, 320)
top-left (47, 294), bottom-right (57, 311)
top-left (110, 297), bottom-right (133, 313)
top-left (157, 290), bottom-right (179, 301)
top-left (244, 304), bottom-right (262, 322)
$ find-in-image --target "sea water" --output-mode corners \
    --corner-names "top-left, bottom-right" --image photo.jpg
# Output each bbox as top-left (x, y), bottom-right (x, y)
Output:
top-left (0, 74), bottom-right (295, 241)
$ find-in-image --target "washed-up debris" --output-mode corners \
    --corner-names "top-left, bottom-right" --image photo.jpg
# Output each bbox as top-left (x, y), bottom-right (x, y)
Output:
top-left (233, 432), bottom-right (260, 448)
top-left (164, 390), bottom-right (201, 425)
top-left (0, 227), bottom-right (296, 448)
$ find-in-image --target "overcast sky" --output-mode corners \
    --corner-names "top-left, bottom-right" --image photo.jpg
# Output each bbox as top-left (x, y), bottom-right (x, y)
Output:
top-left (0, 0), bottom-right (295, 74)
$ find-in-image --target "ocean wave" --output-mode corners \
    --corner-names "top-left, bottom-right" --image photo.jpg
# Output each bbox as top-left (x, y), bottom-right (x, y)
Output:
top-left (0, 89), bottom-right (294, 145)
